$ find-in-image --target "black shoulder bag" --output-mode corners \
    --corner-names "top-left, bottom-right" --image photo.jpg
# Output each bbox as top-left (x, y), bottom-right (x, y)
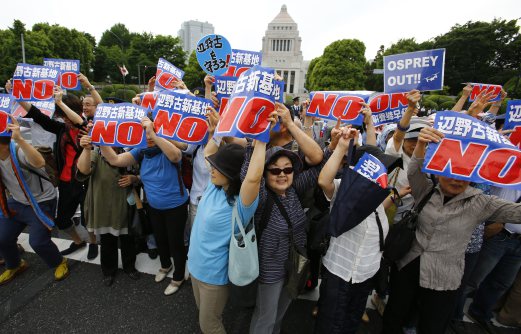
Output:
top-left (270, 190), bottom-right (310, 299)
top-left (383, 186), bottom-right (436, 263)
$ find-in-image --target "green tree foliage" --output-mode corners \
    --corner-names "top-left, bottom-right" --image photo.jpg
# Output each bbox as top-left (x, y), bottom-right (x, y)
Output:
top-left (183, 51), bottom-right (206, 90)
top-left (0, 20), bottom-right (95, 85)
top-left (432, 19), bottom-right (521, 95)
top-left (304, 57), bottom-right (319, 91)
top-left (308, 39), bottom-right (367, 91)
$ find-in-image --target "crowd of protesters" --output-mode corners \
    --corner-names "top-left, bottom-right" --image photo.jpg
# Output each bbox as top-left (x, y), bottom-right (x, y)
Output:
top-left (0, 71), bottom-right (520, 334)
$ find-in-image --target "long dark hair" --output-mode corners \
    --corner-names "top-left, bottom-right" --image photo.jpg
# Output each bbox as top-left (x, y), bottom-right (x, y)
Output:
top-left (216, 174), bottom-right (241, 206)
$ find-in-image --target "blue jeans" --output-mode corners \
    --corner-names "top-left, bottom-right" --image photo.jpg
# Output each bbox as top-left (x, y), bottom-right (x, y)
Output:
top-left (468, 230), bottom-right (521, 320)
top-left (0, 199), bottom-right (62, 269)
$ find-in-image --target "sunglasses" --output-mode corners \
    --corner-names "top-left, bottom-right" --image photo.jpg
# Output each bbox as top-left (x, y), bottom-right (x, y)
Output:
top-left (267, 167), bottom-right (294, 175)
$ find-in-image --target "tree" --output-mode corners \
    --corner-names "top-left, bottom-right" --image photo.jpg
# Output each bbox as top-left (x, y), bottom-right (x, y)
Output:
top-left (308, 39), bottom-right (367, 91)
top-left (304, 57), bottom-right (319, 91)
top-left (433, 19), bottom-right (521, 95)
top-left (183, 51), bottom-right (206, 90)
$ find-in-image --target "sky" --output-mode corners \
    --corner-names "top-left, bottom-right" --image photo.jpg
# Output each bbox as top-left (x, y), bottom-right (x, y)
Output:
top-left (1, 0), bottom-right (519, 61)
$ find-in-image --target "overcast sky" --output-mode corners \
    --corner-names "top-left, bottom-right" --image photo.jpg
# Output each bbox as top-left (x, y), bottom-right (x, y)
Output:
top-left (1, 0), bottom-right (519, 61)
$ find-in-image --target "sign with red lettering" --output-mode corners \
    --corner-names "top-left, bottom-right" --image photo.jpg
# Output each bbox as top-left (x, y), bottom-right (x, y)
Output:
top-left (306, 91), bottom-right (373, 125)
top-left (11, 63), bottom-right (59, 103)
top-left (214, 76), bottom-right (238, 114)
top-left (215, 66), bottom-right (284, 143)
top-left (90, 103), bottom-right (147, 148)
top-left (138, 92), bottom-right (158, 111)
top-left (424, 111), bottom-right (521, 189)
top-left (43, 58), bottom-right (80, 90)
top-left (504, 100), bottom-right (521, 149)
top-left (0, 94), bottom-right (13, 137)
top-left (368, 92), bottom-right (408, 126)
top-left (154, 58), bottom-right (185, 92)
top-left (223, 49), bottom-right (262, 77)
top-left (152, 91), bottom-right (211, 145)
top-left (12, 101), bottom-right (55, 118)
top-left (468, 83), bottom-right (502, 102)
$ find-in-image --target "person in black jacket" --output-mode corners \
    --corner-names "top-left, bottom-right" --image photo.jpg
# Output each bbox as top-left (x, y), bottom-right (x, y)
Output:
top-left (19, 87), bottom-right (98, 259)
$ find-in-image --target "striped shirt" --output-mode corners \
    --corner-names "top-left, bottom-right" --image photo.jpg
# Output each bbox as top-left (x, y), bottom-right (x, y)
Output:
top-left (323, 179), bottom-right (389, 284)
top-left (240, 144), bottom-right (328, 284)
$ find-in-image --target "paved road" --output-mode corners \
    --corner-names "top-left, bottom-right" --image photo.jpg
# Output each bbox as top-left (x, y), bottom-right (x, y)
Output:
top-left (0, 245), bottom-right (518, 333)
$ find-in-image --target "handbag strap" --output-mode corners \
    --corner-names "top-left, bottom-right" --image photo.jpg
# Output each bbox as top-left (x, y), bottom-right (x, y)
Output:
top-left (414, 186), bottom-right (436, 214)
top-left (268, 190), bottom-right (297, 246)
top-left (231, 202), bottom-right (247, 241)
top-left (374, 211), bottom-right (384, 252)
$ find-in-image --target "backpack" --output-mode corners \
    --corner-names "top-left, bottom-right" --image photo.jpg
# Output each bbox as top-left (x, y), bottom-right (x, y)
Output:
top-left (16, 146), bottom-right (59, 187)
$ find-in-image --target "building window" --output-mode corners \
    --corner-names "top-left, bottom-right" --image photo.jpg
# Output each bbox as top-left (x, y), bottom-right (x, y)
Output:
top-left (290, 71), bottom-right (295, 94)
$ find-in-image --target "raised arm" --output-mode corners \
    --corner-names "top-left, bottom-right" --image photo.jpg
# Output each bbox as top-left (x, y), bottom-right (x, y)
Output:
top-left (467, 91), bottom-right (494, 118)
top-left (78, 73), bottom-right (103, 105)
top-left (141, 117), bottom-right (182, 163)
top-left (54, 86), bottom-right (84, 125)
top-left (360, 103), bottom-right (376, 146)
top-left (487, 90), bottom-right (507, 115)
top-left (408, 126), bottom-right (444, 199)
top-left (452, 84), bottom-right (472, 112)
top-left (318, 128), bottom-right (358, 199)
top-left (277, 103), bottom-right (323, 165)
top-left (100, 145), bottom-right (136, 168)
top-left (240, 140), bottom-right (267, 207)
top-left (9, 116), bottom-right (45, 168)
top-left (77, 135), bottom-right (93, 175)
top-left (22, 103), bottom-right (64, 135)
top-left (392, 90), bottom-right (420, 152)
top-left (203, 106), bottom-right (220, 161)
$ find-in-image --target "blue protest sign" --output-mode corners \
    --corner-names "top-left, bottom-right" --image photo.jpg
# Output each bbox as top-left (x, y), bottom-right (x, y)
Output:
top-left (214, 76), bottom-right (238, 114)
top-left (306, 91), bottom-right (373, 125)
top-left (423, 111), bottom-right (521, 189)
top-left (353, 153), bottom-right (388, 188)
top-left (152, 91), bottom-right (211, 145)
top-left (12, 101), bottom-right (55, 119)
top-left (504, 100), bottom-right (521, 149)
top-left (196, 34), bottom-right (232, 76)
top-left (43, 58), bottom-right (81, 90)
top-left (468, 83), bottom-right (502, 102)
top-left (369, 92), bottom-right (408, 126)
top-left (215, 66), bottom-right (284, 143)
top-left (384, 49), bottom-right (445, 93)
top-left (0, 94), bottom-right (13, 137)
top-left (11, 64), bottom-right (60, 103)
top-left (224, 49), bottom-right (262, 77)
top-left (90, 103), bottom-right (147, 148)
top-left (155, 58), bottom-right (185, 92)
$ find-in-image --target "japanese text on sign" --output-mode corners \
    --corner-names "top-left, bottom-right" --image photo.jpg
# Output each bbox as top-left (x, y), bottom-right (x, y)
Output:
top-left (44, 58), bottom-right (81, 91)
top-left (369, 92), bottom-right (408, 126)
top-left (503, 100), bottom-right (521, 149)
top-left (353, 153), bottom-right (388, 188)
top-left (195, 34), bottom-right (231, 76)
top-left (153, 91), bottom-right (211, 145)
top-left (90, 103), bottom-right (147, 148)
top-left (155, 58), bottom-right (185, 92)
top-left (224, 49), bottom-right (263, 77)
top-left (423, 111), bottom-right (521, 189)
top-left (0, 94), bottom-right (13, 137)
top-left (12, 64), bottom-right (60, 103)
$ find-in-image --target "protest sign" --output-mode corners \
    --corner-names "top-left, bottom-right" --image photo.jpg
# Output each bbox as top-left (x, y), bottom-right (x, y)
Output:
top-left (223, 49), bottom-right (262, 77)
top-left (369, 92), bottom-right (408, 126)
top-left (423, 111), bottom-right (521, 189)
top-left (214, 76), bottom-right (238, 114)
top-left (214, 75), bottom-right (284, 115)
top-left (504, 100), bottom-right (521, 149)
top-left (306, 91), bottom-right (373, 125)
top-left (0, 94), bottom-right (13, 136)
top-left (468, 83), bottom-right (502, 102)
top-left (353, 153), bottom-right (388, 188)
top-left (154, 58), bottom-right (185, 92)
top-left (43, 58), bottom-right (80, 90)
top-left (384, 49), bottom-right (445, 93)
top-left (11, 64), bottom-right (59, 103)
top-left (138, 92), bottom-right (158, 111)
top-left (196, 34), bottom-right (231, 76)
top-left (90, 103), bottom-right (147, 148)
top-left (152, 91), bottom-right (211, 145)
top-left (215, 66), bottom-right (284, 143)
top-left (11, 101), bottom-right (55, 119)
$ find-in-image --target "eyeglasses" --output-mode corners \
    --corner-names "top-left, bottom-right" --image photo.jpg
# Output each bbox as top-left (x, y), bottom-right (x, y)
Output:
top-left (267, 167), bottom-right (294, 175)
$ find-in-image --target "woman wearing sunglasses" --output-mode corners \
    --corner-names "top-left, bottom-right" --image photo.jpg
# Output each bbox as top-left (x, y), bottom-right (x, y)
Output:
top-left (247, 104), bottom-right (327, 334)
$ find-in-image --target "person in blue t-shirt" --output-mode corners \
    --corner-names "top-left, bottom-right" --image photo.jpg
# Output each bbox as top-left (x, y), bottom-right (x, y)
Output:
top-left (100, 116), bottom-right (189, 296)
top-left (188, 107), bottom-right (269, 334)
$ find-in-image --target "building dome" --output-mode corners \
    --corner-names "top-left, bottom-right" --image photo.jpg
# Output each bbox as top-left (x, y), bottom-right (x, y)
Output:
top-left (270, 5), bottom-right (296, 24)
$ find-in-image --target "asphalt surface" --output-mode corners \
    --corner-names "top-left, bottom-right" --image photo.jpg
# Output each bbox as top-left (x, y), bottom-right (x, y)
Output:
top-left (0, 253), bottom-right (519, 334)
